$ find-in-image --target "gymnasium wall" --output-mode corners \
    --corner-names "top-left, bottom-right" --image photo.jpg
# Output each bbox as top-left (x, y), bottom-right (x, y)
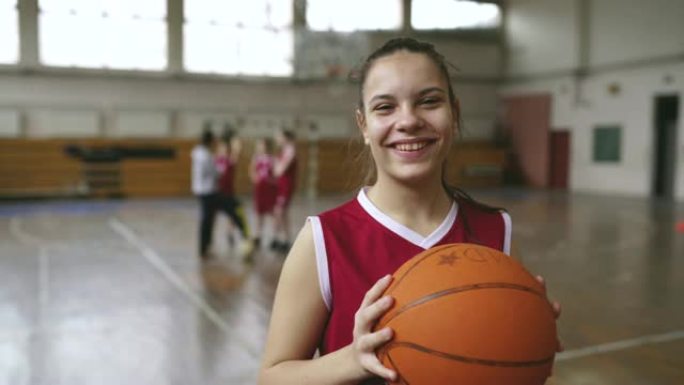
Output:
top-left (505, 0), bottom-right (580, 77)
top-left (0, 27), bottom-right (506, 198)
top-left (506, 0), bottom-right (684, 76)
top-left (501, 0), bottom-right (684, 200)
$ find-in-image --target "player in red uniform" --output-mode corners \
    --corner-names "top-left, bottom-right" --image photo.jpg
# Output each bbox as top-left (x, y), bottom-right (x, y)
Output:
top-left (215, 128), bottom-right (254, 260)
top-left (259, 38), bottom-right (561, 384)
top-left (250, 137), bottom-right (278, 248)
top-left (271, 128), bottom-right (298, 253)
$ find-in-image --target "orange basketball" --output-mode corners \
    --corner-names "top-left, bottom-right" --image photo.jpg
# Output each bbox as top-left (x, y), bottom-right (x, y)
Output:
top-left (374, 243), bottom-right (557, 385)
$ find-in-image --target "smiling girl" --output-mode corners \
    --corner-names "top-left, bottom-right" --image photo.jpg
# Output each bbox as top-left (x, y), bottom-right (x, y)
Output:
top-left (258, 37), bottom-right (560, 385)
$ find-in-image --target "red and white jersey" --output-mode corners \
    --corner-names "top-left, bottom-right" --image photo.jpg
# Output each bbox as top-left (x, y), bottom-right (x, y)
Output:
top-left (254, 154), bottom-right (275, 183)
top-left (276, 143), bottom-right (297, 186)
top-left (275, 143), bottom-right (297, 207)
top-left (307, 188), bottom-right (512, 355)
top-left (215, 155), bottom-right (235, 196)
top-left (253, 154), bottom-right (278, 214)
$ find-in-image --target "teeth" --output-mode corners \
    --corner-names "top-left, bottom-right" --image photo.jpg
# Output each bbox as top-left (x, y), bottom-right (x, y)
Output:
top-left (396, 142), bottom-right (428, 151)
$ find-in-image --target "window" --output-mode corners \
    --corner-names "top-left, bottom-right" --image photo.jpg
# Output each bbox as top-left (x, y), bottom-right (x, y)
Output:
top-left (184, 0), bottom-right (293, 76)
top-left (39, 0), bottom-right (166, 70)
top-left (411, 0), bottom-right (501, 30)
top-left (306, 0), bottom-right (402, 32)
top-left (593, 126), bottom-right (621, 163)
top-left (0, 0), bottom-right (19, 64)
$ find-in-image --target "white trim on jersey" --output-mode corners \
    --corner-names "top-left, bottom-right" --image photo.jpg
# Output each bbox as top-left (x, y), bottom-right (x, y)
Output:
top-left (357, 188), bottom-right (458, 250)
top-left (307, 216), bottom-right (332, 310)
top-left (501, 211), bottom-right (512, 255)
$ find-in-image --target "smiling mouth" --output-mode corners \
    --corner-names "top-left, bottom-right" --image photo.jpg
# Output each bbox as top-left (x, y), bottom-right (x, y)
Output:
top-left (393, 140), bottom-right (434, 152)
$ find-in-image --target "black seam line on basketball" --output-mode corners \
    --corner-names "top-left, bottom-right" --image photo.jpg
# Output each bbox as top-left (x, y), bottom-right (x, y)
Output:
top-left (386, 244), bottom-right (454, 296)
top-left (386, 341), bottom-right (555, 367)
top-left (386, 351), bottom-right (411, 385)
top-left (384, 283), bottom-right (545, 325)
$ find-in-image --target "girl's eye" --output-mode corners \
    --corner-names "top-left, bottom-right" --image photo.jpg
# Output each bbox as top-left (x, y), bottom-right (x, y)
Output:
top-left (374, 104), bottom-right (394, 111)
top-left (421, 97), bottom-right (441, 105)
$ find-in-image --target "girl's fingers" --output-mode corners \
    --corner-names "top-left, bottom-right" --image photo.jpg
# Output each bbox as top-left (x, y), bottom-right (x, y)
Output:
top-left (534, 275), bottom-right (563, 354)
top-left (535, 275), bottom-right (547, 291)
top-left (358, 327), bottom-right (393, 352)
top-left (355, 296), bottom-right (394, 333)
top-left (552, 301), bottom-right (562, 319)
top-left (360, 275), bottom-right (393, 309)
top-left (352, 275), bottom-right (397, 382)
top-left (535, 275), bottom-right (562, 319)
top-left (368, 361), bottom-right (397, 382)
top-left (360, 339), bottom-right (397, 382)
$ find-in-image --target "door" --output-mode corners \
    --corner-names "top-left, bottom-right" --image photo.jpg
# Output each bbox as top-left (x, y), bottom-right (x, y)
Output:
top-left (652, 95), bottom-right (679, 198)
top-left (549, 131), bottom-right (570, 189)
top-left (501, 94), bottom-right (552, 188)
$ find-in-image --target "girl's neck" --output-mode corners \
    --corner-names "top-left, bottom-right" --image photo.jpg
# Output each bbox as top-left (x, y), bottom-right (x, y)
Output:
top-left (366, 174), bottom-right (453, 237)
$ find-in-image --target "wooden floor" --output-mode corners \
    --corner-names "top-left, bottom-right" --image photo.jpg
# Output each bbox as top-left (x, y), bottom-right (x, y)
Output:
top-left (1, 189), bottom-right (683, 385)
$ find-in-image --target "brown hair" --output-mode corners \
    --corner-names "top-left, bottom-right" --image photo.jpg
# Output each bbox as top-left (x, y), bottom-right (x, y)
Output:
top-left (280, 129), bottom-right (296, 141)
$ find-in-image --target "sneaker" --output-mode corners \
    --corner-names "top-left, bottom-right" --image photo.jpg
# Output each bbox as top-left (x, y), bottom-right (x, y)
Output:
top-left (269, 239), bottom-right (280, 250)
top-left (277, 241), bottom-right (291, 254)
top-left (199, 251), bottom-right (214, 262)
top-left (239, 239), bottom-right (256, 261)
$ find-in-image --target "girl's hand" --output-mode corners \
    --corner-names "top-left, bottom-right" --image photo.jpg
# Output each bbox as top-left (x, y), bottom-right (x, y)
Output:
top-left (350, 274), bottom-right (397, 382)
top-left (535, 275), bottom-right (564, 352)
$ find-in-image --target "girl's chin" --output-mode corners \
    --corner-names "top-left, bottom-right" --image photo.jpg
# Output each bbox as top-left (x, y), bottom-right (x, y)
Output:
top-left (387, 167), bottom-right (441, 185)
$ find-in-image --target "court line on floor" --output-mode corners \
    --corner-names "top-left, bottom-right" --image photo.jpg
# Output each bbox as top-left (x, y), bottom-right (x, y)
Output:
top-left (108, 217), bottom-right (260, 358)
top-left (9, 217), bottom-right (51, 307)
top-left (9, 216), bottom-right (44, 246)
top-left (556, 330), bottom-right (684, 361)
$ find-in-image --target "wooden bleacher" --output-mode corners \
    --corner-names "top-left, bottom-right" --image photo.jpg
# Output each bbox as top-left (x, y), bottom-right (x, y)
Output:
top-left (445, 141), bottom-right (507, 188)
top-left (0, 139), bottom-right (84, 198)
top-left (0, 139), bottom-right (193, 199)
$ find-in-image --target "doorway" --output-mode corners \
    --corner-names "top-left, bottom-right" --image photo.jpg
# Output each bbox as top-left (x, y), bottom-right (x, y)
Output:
top-left (549, 131), bottom-right (570, 189)
top-left (652, 95), bottom-right (679, 199)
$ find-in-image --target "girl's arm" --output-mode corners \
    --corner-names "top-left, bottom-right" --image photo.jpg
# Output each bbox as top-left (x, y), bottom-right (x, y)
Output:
top-left (274, 144), bottom-right (295, 177)
top-left (230, 137), bottom-right (242, 164)
top-left (258, 221), bottom-right (396, 385)
top-left (249, 156), bottom-right (258, 183)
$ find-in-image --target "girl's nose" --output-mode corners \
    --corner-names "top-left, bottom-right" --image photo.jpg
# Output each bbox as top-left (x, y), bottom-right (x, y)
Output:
top-left (394, 107), bottom-right (423, 132)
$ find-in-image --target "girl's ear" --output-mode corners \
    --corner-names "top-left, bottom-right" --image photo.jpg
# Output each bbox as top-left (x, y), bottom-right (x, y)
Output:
top-left (355, 109), bottom-right (369, 144)
top-left (452, 98), bottom-right (461, 133)
top-left (452, 98), bottom-right (460, 121)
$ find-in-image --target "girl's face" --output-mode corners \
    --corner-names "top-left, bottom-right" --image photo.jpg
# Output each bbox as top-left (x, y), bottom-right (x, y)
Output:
top-left (275, 130), bottom-right (285, 146)
top-left (357, 51), bottom-right (457, 185)
top-left (255, 140), bottom-right (266, 154)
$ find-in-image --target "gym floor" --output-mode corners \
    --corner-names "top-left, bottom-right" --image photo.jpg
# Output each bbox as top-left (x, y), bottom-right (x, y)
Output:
top-left (2, 189), bottom-right (683, 385)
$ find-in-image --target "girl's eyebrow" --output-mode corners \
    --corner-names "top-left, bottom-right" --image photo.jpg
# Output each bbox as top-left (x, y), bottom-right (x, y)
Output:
top-left (418, 87), bottom-right (446, 96)
top-left (368, 94), bottom-right (395, 105)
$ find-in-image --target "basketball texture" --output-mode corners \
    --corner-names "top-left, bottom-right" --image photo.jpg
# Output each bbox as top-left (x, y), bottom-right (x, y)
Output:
top-left (374, 243), bottom-right (557, 385)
